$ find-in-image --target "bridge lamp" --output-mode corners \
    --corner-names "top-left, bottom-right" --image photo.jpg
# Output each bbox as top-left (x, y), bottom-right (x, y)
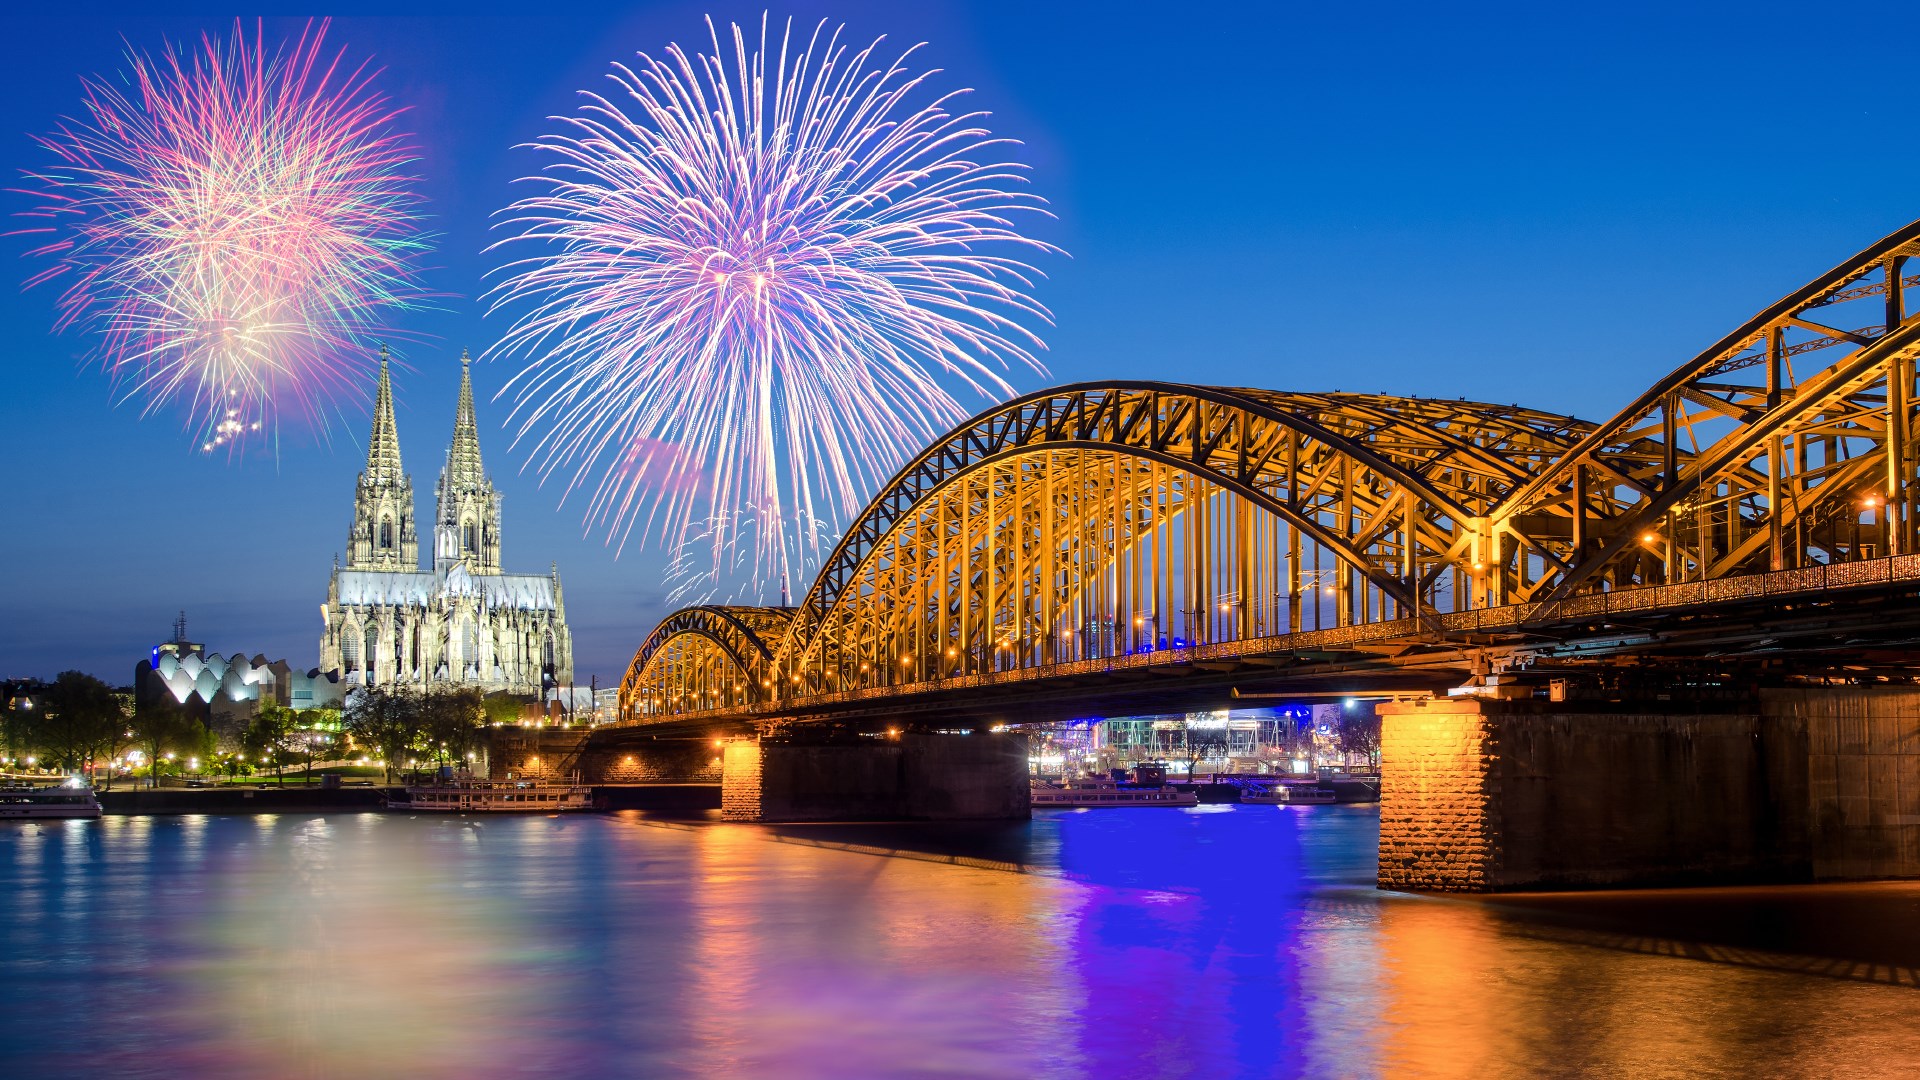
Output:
top-left (712, 739), bottom-right (725, 749)
top-left (1864, 495), bottom-right (1882, 508)
top-left (1640, 532), bottom-right (1658, 544)
top-left (1323, 586), bottom-right (1336, 595)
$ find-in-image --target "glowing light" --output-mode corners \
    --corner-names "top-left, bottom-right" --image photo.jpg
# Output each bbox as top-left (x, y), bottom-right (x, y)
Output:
top-left (19, 19), bottom-right (431, 454)
top-left (484, 15), bottom-right (1057, 599)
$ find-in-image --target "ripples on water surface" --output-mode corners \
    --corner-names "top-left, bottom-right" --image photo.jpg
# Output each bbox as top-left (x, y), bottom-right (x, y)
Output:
top-left (4, 805), bottom-right (1919, 1078)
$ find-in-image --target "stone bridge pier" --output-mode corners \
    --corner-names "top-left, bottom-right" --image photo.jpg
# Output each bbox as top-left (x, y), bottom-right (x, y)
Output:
top-left (486, 726), bottom-right (1032, 823)
top-left (1378, 687), bottom-right (1920, 891)
top-left (721, 731), bottom-right (1031, 823)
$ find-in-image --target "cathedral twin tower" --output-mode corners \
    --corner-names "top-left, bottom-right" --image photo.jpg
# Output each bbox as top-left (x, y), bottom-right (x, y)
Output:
top-left (320, 350), bottom-right (572, 696)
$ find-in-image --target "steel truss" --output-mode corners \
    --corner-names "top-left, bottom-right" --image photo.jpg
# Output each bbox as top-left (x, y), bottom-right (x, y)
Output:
top-left (620, 221), bottom-right (1920, 722)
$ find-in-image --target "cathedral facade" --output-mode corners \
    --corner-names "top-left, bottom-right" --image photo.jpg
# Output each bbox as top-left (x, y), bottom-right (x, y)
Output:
top-left (319, 350), bottom-right (572, 695)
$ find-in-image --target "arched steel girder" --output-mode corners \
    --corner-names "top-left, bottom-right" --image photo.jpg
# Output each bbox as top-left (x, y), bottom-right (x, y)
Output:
top-left (773, 382), bottom-right (1599, 669)
top-left (1495, 219), bottom-right (1920, 598)
top-left (1541, 316), bottom-right (1920, 596)
top-left (620, 605), bottom-right (792, 715)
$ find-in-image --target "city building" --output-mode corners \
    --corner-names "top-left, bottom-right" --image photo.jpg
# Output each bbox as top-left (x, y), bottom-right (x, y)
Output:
top-left (317, 350), bottom-right (573, 695)
top-left (133, 614), bottom-right (345, 746)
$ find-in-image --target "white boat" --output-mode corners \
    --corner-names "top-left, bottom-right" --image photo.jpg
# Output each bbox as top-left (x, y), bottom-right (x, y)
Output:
top-left (0, 782), bottom-right (103, 820)
top-left (1031, 778), bottom-right (1199, 808)
top-left (1240, 785), bottom-right (1338, 805)
top-left (389, 776), bottom-right (597, 813)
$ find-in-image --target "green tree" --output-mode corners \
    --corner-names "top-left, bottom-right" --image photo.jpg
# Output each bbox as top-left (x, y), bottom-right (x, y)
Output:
top-left (420, 686), bottom-right (483, 770)
top-left (133, 698), bottom-right (208, 789)
top-left (481, 692), bottom-right (531, 728)
top-left (39, 671), bottom-right (124, 775)
top-left (293, 708), bottom-right (342, 782)
top-left (242, 704), bottom-right (298, 783)
top-left (344, 685), bottom-right (419, 784)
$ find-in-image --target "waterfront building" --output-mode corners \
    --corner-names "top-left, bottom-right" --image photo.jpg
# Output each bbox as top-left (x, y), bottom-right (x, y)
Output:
top-left (317, 350), bottom-right (573, 695)
top-left (133, 614), bottom-right (345, 746)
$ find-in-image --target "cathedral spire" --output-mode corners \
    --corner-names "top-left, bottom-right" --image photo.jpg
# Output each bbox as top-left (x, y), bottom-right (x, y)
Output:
top-left (346, 345), bottom-right (417, 572)
top-left (435, 349), bottom-right (503, 574)
top-left (365, 345), bottom-right (404, 489)
top-left (445, 349), bottom-right (485, 491)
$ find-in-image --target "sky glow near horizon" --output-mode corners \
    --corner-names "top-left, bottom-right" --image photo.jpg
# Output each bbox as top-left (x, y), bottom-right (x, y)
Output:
top-left (4, 0), bottom-right (1920, 685)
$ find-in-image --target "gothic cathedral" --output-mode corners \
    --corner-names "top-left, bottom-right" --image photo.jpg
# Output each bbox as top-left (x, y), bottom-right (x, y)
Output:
top-left (319, 350), bottom-right (573, 695)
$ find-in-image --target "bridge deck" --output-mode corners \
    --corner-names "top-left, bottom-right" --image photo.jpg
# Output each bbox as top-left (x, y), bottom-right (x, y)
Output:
top-left (611, 552), bottom-right (1920, 732)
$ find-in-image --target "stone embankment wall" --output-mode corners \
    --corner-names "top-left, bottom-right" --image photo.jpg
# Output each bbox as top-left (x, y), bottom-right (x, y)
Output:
top-left (486, 728), bottom-right (723, 784)
top-left (722, 732), bottom-right (1031, 822)
top-left (1379, 687), bottom-right (1920, 892)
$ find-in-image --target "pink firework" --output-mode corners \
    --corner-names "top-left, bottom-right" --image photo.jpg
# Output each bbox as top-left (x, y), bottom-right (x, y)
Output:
top-left (487, 15), bottom-right (1057, 601)
top-left (18, 18), bottom-right (431, 454)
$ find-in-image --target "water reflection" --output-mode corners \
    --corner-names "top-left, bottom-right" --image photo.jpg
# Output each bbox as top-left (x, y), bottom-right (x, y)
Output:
top-left (2, 806), bottom-right (1917, 1078)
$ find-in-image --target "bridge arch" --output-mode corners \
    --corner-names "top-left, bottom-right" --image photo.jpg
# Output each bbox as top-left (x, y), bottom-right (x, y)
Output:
top-left (618, 605), bottom-right (792, 721)
top-left (766, 383), bottom-right (1597, 697)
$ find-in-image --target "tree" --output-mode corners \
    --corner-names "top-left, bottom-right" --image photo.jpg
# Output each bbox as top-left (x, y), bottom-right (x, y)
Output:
top-left (420, 686), bottom-right (483, 770)
top-left (39, 671), bottom-right (124, 775)
top-left (242, 704), bottom-right (298, 783)
top-left (295, 708), bottom-right (332, 781)
top-left (1337, 709), bottom-right (1382, 769)
top-left (134, 698), bottom-right (208, 789)
top-left (344, 685), bottom-right (419, 784)
top-left (481, 692), bottom-right (531, 728)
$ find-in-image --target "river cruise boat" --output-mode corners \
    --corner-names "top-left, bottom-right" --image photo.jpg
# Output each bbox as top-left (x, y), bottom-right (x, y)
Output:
top-left (1241, 785), bottom-right (1338, 805)
top-left (1032, 778), bottom-right (1199, 808)
top-left (0, 782), bottom-right (103, 820)
top-left (389, 776), bottom-right (597, 813)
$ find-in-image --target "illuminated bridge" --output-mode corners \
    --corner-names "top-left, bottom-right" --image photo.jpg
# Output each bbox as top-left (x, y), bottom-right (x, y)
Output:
top-left (586, 220), bottom-right (1920, 891)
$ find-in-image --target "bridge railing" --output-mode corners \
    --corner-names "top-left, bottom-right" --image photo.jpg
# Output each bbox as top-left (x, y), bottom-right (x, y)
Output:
top-left (618, 552), bottom-right (1920, 725)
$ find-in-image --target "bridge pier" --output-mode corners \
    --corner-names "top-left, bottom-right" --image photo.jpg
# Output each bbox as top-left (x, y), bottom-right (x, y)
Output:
top-left (721, 732), bottom-right (1031, 823)
top-left (1378, 688), bottom-right (1920, 891)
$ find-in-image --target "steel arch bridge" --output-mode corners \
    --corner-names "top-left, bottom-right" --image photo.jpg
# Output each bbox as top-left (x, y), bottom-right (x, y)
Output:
top-left (619, 220), bottom-right (1920, 724)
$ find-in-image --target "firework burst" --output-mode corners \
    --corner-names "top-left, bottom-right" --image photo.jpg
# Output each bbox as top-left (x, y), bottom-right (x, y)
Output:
top-left (18, 18), bottom-right (431, 453)
top-left (487, 14), bottom-right (1057, 601)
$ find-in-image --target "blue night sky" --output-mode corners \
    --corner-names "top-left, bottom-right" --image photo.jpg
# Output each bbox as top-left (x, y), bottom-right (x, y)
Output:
top-left (4, 0), bottom-right (1918, 686)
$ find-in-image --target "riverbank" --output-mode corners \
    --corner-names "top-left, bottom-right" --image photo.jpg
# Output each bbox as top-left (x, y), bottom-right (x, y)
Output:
top-left (94, 783), bottom-right (723, 815)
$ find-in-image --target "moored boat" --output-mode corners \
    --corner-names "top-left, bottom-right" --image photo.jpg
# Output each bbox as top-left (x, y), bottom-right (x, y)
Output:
top-left (0, 781), bottom-right (103, 820)
top-left (1031, 778), bottom-right (1199, 808)
top-left (388, 775), bottom-right (597, 813)
top-left (1240, 784), bottom-right (1338, 805)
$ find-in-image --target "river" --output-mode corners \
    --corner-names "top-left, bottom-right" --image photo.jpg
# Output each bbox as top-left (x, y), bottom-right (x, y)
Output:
top-left (4, 805), bottom-right (1918, 1078)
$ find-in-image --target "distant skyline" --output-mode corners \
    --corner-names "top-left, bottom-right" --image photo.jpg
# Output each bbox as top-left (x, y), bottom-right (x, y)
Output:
top-left (6, 0), bottom-right (1920, 686)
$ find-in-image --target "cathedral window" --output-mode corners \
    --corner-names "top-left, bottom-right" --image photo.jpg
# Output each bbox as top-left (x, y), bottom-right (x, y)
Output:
top-left (380, 517), bottom-right (393, 549)
top-left (463, 521), bottom-right (477, 554)
top-left (342, 629), bottom-right (361, 671)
